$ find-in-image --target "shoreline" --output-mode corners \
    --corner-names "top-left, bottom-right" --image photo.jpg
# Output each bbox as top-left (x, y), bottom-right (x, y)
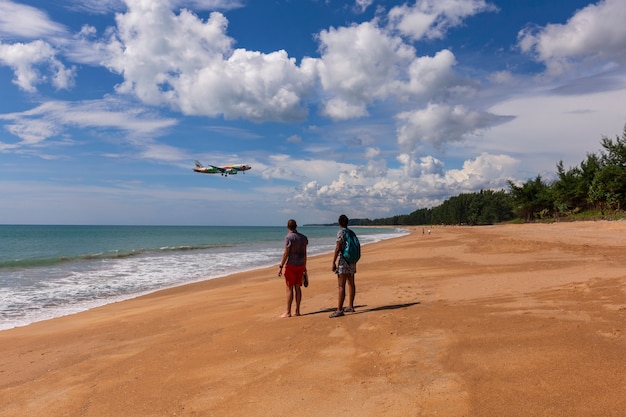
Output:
top-left (0, 226), bottom-right (408, 332)
top-left (1, 222), bottom-right (625, 417)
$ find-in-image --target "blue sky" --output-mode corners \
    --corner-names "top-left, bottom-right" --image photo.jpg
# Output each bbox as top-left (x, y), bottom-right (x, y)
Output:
top-left (1, 0), bottom-right (625, 226)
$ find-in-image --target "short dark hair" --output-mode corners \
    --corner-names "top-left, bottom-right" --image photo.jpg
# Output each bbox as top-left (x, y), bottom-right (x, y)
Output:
top-left (338, 214), bottom-right (349, 228)
top-left (287, 219), bottom-right (297, 231)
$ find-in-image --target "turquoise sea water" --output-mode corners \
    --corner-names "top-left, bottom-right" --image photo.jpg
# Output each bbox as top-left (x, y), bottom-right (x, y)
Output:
top-left (0, 225), bottom-right (406, 330)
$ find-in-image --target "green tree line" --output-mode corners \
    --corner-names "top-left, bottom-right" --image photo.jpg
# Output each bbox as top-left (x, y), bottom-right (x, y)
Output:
top-left (352, 125), bottom-right (626, 226)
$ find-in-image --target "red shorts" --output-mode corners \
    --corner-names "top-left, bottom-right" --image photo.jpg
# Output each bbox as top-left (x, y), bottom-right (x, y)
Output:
top-left (284, 264), bottom-right (305, 287)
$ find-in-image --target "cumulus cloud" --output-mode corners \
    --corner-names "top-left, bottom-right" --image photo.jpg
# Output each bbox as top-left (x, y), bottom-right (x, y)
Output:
top-left (405, 49), bottom-right (457, 97)
top-left (98, 2), bottom-right (317, 122)
top-left (315, 21), bottom-right (469, 120)
top-left (316, 21), bottom-right (415, 120)
top-left (397, 153), bottom-right (444, 177)
top-left (444, 153), bottom-right (518, 189)
top-left (517, 0), bottom-right (626, 75)
top-left (387, 0), bottom-right (498, 41)
top-left (361, 159), bottom-right (388, 178)
top-left (395, 103), bottom-right (513, 151)
top-left (0, 40), bottom-right (75, 91)
top-left (0, 0), bottom-right (495, 123)
top-left (287, 151), bottom-right (518, 218)
top-left (0, 1), bottom-right (74, 92)
top-left (84, 0), bottom-right (489, 124)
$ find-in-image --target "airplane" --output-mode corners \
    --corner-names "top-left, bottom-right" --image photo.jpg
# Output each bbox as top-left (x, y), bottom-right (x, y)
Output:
top-left (193, 160), bottom-right (252, 176)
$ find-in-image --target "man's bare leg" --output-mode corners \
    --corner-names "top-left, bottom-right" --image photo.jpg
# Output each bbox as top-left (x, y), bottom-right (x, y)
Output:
top-left (294, 285), bottom-right (302, 316)
top-left (281, 285), bottom-right (293, 317)
top-left (346, 274), bottom-right (356, 310)
top-left (329, 274), bottom-right (348, 317)
top-left (337, 274), bottom-right (348, 311)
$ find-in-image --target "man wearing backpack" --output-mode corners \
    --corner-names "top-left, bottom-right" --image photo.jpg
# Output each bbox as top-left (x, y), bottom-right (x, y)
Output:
top-left (330, 214), bottom-right (360, 318)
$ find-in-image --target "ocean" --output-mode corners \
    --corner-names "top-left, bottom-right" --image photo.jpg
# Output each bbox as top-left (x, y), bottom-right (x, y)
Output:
top-left (0, 225), bottom-right (406, 330)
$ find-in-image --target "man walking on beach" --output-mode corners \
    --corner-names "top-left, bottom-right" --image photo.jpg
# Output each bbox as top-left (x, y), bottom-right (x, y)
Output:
top-left (278, 219), bottom-right (308, 317)
top-left (330, 214), bottom-right (359, 318)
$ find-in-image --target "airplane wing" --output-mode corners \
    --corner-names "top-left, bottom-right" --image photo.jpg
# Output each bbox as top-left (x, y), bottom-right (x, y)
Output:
top-left (209, 165), bottom-right (227, 173)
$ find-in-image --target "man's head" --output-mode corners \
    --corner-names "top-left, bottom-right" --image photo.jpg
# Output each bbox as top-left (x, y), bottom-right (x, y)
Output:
top-left (287, 219), bottom-right (298, 231)
top-left (338, 214), bottom-right (349, 228)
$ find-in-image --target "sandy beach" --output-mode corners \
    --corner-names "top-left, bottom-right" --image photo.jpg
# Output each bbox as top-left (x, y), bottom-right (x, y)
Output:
top-left (1, 222), bottom-right (625, 417)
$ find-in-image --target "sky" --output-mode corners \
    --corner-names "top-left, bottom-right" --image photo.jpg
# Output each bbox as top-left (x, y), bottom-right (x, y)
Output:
top-left (1, 0), bottom-right (625, 226)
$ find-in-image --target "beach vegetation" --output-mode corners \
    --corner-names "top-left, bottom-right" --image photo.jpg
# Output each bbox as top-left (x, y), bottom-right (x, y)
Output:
top-left (352, 124), bottom-right (626, 226)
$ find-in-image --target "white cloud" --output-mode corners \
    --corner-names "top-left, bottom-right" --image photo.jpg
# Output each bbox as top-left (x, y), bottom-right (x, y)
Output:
top-left (316, 21), bottom-right (415, 120)
top-left (312, 2), bottom-right (498, 122)
top-left (361, 159), bottom-right (388, 178)
top-left (0, 99), bottom-right (177, 150)
top-left (315, 20), bottom-right (472, 121)
top-left (518, 0), bottom-right (626, 75)
top-left (354, 0), bottom-right (374, 13)
top-left (395, 103), bottom-right (512, 151)
top-left (288, 151), bottom-right (518, 218)
top-left (488, 70), bottom-right (516, 84)
top-left (8, 0), bottom-right (493, 126)
top-left (397, 153), bottom-right (444, 177)
top-left (477, 81), bottom-right (626, 176)
top-left (177, 48), bottom-right (316, 121)
top-left (444, 153), bottom-right (518, 189)
top-left (98, 3), bottom-right (317, 122)
top-left (287, 134), bottom-right (302, 144)
top-left (0, 1), bottom-right (75, 92)
top-left (387, 0), bottom-right (498, 41)
top-left (319, 97), bottom-right (369, 120)
top-left (405, 49), bottom-right (458, 97)
top-left (0, 40), bottom-right (75, 92)
top-left (65, 0), bottom-right (243, 14)
top-left (3, 118), bottom-right (61, 146)
top-left (260, 154), bottom-right (355, 184)
top-left (0, 0), bottom-right (67, 39)
top-left (139, 142), bottom-right (188, 162)
top-left (364, 147), bottom-right (381, 159)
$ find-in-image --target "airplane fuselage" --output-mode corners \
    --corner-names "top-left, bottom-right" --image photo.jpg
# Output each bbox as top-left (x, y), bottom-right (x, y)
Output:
top-left (193, 161), bottom-right (251, 176)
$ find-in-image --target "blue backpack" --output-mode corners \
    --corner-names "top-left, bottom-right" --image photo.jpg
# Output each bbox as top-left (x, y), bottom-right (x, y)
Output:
top-left (342, 228), bottom-right (361, 264)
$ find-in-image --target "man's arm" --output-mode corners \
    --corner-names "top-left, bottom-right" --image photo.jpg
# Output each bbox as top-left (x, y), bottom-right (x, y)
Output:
top-left (278, 246), bottom-right (290, 276)
top-left (332, 240), bottom-right (341, 272)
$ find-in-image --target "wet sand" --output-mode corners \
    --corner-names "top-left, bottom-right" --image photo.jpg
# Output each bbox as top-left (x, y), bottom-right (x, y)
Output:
top-left (1, 222), bottom-right (625, 416)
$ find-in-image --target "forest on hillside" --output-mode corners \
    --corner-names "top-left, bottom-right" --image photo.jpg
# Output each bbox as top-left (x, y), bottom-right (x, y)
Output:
top-left (352, 125), bottom-right (626, 226)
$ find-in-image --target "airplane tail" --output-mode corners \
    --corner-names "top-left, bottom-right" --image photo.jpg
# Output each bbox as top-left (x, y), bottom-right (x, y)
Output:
top-left (194, 160), bottom-right (203, 168)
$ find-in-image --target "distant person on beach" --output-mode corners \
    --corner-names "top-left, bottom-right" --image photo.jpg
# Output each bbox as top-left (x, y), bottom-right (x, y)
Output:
top-left (278, 219), bottom-right (308, 317)
top-left (330, 214), bottom-right (359, 318)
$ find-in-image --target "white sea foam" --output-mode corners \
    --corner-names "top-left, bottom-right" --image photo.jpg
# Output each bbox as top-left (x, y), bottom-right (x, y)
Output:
top-left (0, 227), bottom-right (408, 330)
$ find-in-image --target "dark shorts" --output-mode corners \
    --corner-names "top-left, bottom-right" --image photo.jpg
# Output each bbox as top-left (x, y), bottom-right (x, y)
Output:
top-left (284, 264), bottom-right (305, 287)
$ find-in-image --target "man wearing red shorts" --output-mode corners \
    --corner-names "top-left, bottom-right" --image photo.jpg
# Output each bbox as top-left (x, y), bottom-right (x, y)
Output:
top-left (278, 219), bottom-right (308, 317)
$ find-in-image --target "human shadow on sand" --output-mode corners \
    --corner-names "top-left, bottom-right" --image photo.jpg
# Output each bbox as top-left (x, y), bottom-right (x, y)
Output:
top-left (304, 302), bottom-right (420, 317)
